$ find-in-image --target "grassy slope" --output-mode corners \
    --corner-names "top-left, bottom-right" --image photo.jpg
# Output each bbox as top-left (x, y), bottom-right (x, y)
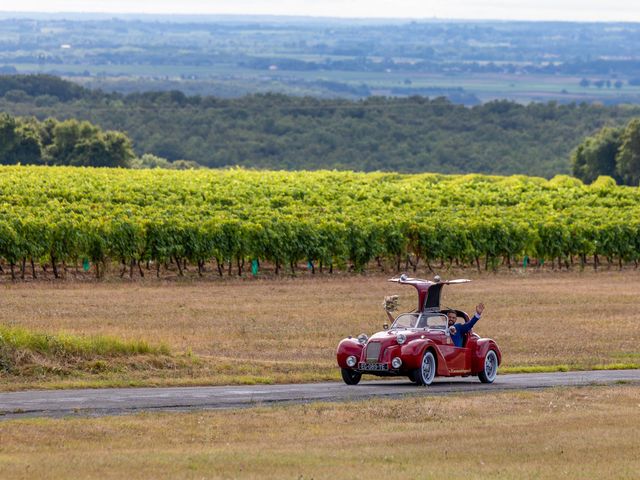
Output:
top-left (0, 324), bottom-right (185, 386)
top-left (0, 385), bottom-right (638, 479)
top-left (1, 270), bottom-right (639, 390)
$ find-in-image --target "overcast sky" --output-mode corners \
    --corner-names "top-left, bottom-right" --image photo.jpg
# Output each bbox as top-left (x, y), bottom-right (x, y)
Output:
top-left (1, 0), bottom-right (639, 22)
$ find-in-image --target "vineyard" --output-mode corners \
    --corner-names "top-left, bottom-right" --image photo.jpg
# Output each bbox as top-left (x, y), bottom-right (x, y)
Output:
top-left (0, 166), bottom-right (639, 279)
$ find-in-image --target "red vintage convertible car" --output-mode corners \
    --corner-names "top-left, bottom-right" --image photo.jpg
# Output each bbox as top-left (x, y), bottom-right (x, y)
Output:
top-left (336, 275), bottom-right (502, 386)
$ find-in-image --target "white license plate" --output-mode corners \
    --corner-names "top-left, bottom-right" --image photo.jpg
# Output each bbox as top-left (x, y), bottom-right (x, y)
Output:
top-left (358, 362), bottom-right (389, 371)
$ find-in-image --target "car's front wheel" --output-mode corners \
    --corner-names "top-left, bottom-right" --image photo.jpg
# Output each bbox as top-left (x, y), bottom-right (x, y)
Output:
top-left (479, 350), bottom-right (498, 384)
top-left (413, 350), bottom-right (436, 386)
top-left (341, 368), bottom-right (362, 385)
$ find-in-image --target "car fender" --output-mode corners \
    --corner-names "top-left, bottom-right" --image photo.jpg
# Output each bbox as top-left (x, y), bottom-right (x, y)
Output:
top-left (336, 338), bottom-right (364, 368)
top-left (472, 339), bottom-right (502, 373)
top-left (400, 339), bottom-right (448, 375)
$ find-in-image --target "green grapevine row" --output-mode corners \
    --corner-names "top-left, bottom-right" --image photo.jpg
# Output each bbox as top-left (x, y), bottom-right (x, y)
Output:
top-left (0, 166), bottom-right (639, 278)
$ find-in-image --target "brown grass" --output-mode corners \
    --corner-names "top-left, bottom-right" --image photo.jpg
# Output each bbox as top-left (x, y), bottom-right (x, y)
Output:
top-left (1, 270), bottom-right (639, 389)
top-left (0, 385), bottom-right (639, 479)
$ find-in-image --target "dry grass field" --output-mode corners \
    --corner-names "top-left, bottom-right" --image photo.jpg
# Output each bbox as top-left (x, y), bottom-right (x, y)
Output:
top-left (0, 385), bottom-right (639, 479)
top-left (1, 270), bottom-right (639, 389)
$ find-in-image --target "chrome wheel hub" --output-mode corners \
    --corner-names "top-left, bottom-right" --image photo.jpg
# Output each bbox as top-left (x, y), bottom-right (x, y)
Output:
top-left (485, 351), bottom-right (497, 381)
top-left (421, 353), bottom-right (435, 384)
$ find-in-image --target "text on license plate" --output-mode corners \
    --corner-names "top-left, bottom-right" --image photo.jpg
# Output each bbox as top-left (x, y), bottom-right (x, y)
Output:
top-left (358, 362), bottom-right (389, 371)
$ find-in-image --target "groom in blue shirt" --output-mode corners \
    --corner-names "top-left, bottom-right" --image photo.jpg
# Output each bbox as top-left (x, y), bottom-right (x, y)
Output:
top-left (447, 303), bottom-right (485, 347)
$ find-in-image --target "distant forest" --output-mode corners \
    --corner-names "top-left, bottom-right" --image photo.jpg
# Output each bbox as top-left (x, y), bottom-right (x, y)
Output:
top-left (2, 75), bottom-right (640, 177)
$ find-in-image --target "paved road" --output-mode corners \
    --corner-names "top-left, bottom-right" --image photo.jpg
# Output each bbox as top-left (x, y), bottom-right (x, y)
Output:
top-left (1, 369), bottom-right (639, 419)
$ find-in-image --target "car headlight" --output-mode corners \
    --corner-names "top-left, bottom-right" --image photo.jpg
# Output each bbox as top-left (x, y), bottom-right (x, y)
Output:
top-left (396, 333), bottom-right (407, 345)
top-left (391, 357), bottom-right (402, 369)
top-left (346, 356), bottom-right (357, 367)
top-left (357, 333), bottom-right (368, 344)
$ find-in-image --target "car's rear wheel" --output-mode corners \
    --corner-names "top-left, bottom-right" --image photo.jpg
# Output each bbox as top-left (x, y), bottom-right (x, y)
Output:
top-left (413, 350), bottom-right (436, 386)
top-left (341, 368), bottom-right (362, 385)
top-left (479, 350), bottom-right (498, 383)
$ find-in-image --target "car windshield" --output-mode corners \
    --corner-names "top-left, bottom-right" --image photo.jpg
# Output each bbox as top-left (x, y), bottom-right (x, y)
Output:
top-left (391, 312), bottom-right (448, 330)
top-left (391, 313), bottom-right (418, 329)
top-left (418, 313), bottom-right (448, 330)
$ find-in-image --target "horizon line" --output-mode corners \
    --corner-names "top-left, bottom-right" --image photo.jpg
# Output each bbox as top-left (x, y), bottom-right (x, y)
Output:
top-left (0, 10), bottom-right (639, 24)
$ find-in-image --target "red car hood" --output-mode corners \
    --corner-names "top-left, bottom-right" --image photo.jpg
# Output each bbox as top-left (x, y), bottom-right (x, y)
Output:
top-left (368, 329), bottom-right (434, 345)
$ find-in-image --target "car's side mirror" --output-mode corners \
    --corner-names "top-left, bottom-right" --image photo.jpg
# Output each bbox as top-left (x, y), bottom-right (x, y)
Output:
top-left (383, 323), bottom-right (389, 330)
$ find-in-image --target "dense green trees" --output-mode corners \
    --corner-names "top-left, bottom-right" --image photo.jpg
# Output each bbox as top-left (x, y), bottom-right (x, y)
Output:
top-left (618, 119), bottom-right (640, 186)
top-left (3, 75), bottom-right (640, 177)
top-left (43, 119), bottom-right (134, 168)
top-left (0, 113), bottom-right (42, 165)
top-left (571, 127), bottom-right (622, 184)
top-left (572, 118), bottom-right (640, 186)
top-left (0, 113), bottom-right (134, 168)
top-left (5, 75), bottom-right (640, 181)
top-left (0, 75), bottom-right (88, 102)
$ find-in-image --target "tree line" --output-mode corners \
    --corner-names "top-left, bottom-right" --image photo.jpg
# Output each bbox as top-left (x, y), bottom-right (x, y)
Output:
top-left (0, 112), bottom-right (134, 168)
top-left (4, 75), bottom-right (640, 177)
top-left (572, 118), bottom-right (640, 186)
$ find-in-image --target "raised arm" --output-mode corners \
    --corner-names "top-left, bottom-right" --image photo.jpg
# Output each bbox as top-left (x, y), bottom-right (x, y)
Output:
top-left (451, 303), bottom-right (484, 335)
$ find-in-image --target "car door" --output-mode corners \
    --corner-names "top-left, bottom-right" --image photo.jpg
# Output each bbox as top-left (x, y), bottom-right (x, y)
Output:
top-left (440, 326), bottom-right (469, 374)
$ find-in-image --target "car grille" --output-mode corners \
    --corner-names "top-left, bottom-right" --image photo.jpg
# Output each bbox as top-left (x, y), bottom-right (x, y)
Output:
top-left (365, 342), bottom-right (382, 362)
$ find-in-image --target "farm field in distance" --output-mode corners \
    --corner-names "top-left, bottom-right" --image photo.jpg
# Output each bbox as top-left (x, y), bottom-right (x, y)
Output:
top-left (43, 70), bottom-right (640, 103)
top-left (4, 16), bottom-right (640, 105)
top-left (1, 270), bottom-right (639, 391)
top-left (0, 385), bottom-right (638, 479)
